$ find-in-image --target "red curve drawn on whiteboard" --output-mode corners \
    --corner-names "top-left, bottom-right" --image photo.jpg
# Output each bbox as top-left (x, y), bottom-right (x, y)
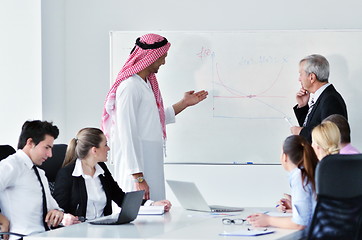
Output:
top-left (213, 63), bottom-right (286, 99)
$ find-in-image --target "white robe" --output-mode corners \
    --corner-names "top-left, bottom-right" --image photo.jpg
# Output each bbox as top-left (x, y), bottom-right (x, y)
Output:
top-left (111, 74), bottom-right (175, 200)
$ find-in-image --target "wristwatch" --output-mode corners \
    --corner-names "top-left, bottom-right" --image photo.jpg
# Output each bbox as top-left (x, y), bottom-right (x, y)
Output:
top-left (134, 176), bottom-right (145, 183)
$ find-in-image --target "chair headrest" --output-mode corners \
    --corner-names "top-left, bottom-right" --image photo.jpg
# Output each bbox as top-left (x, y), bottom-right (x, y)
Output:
top-left (316, 154), bottom-right (362, 198)
top-left (38, 144), bottom-right (67, 182)
top-left (0, 145), bottom-right (16, 161)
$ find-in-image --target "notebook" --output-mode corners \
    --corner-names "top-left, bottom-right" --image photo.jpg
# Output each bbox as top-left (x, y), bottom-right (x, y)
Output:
top-left (167, 180), bottom-right (244, 212)
top-left (138, 205), bottom-right (165, 215)
top-left (89, 190), bottom-right (144, 225)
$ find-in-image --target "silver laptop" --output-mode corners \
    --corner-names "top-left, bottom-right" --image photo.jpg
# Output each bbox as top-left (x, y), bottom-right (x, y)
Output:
top-left (167, 180), bottom-right (244, 212)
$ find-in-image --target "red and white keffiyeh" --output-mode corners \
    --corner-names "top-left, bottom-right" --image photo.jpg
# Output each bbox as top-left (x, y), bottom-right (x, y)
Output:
top-left (101, 33), bottom-right (171, 139)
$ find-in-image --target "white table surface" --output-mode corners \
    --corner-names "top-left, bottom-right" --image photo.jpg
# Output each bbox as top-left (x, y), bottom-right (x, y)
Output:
top-left (24, 207), bottom-right (302, 240)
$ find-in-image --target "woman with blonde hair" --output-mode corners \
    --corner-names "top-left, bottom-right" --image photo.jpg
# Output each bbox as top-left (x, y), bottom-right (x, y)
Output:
top-left (311, 121), bottom-right (341, 160)
top-left (53, 128), bottom-right (171, 225)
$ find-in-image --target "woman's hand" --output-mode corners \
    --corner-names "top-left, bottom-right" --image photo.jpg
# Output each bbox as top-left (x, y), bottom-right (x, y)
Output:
top-left (247, 213), bottom-right (270, 227)
top-left (153, 200), bottom-right (172, 212)
top-left (61, 213), bottom-right (82, 226)
top-left (276, 194), bottom-right (292, 213)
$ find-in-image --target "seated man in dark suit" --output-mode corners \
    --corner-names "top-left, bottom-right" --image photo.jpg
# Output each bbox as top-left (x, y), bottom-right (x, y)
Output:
top-left (290, 54), bottom-right (347, 143)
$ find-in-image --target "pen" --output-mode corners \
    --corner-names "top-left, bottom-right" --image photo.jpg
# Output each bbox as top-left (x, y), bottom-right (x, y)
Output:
top-left (284, 117), bottom-right (293, 127)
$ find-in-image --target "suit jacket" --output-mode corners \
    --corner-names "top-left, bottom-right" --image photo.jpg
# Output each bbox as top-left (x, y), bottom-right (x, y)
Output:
top-left (294, 84), bottom-right (347, 143)
top-left (53, 162), bottom-right (130, 218)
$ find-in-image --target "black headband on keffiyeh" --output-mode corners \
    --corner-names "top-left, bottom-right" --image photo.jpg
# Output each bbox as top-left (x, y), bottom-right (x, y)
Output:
top-left (130, 37), bottom-right (169, 54)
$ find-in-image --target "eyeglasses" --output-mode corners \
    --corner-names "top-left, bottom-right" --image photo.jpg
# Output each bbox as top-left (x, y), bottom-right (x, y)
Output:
top-left (222, 218), bottom-right (248, 225)
top-left (222, 218), bottom-right (268, 232)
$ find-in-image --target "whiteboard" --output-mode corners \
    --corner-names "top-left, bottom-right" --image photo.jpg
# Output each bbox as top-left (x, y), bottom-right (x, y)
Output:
top-left (110, 30), bottom-right (362, 164)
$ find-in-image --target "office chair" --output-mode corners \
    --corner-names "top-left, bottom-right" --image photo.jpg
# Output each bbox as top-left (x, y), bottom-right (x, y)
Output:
top-left (0, 145), bottom-right (16, 161)
top-left (307, 154), bottom-right (362, 240)
top-left (38, 144), bottom-right (67, 195)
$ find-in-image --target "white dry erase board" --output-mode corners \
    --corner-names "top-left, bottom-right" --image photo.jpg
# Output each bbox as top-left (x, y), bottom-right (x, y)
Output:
top-left (110, 30), bottom-right (362, 164)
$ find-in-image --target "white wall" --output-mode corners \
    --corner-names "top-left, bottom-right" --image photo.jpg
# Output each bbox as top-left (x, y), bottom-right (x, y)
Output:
top-left (164, 164), bottom-right (290, 207)
top-left (0, 0), bottom-right (42, 148)
top-left (42, 0), bottom-right (67, 143)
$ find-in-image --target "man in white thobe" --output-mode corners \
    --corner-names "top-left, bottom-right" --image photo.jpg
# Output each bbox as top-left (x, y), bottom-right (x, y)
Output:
top-left (102, 33), bottom-right (208, 200)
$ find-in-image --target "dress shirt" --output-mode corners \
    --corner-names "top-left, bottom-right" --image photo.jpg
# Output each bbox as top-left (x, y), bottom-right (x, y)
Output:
top-left (301, 82), bottom-right (331, 123)
top-left (289, 167), bottom-right (316, 226)
top-left (0, 150), bottom-right (60, 239)
top-left (72, 159), bottom-right (107, 220)
top-left (340, 143), bottom-right (360, 154)
top-left (310, 83), bottom-right (331, 104)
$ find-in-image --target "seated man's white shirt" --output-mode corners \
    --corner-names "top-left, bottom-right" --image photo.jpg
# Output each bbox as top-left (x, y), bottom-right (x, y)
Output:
top-left (0, 150), bottom-right (61, 239)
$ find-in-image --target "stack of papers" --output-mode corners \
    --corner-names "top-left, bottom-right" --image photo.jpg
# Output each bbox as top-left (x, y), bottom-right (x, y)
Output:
top-left (138, 206), bottom-right (165, 215)
top-left (220, 229), bottom-right (275, 236)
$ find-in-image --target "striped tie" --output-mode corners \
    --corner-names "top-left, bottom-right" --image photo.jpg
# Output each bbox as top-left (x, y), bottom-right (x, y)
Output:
top-left (303, 99), bottom-right (315, 127)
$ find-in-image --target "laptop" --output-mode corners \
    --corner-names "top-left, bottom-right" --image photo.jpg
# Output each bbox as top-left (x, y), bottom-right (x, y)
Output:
top-left (167, 180), bottom-right (244, 212)
top-left (89, 190), bottom-right (144, 225)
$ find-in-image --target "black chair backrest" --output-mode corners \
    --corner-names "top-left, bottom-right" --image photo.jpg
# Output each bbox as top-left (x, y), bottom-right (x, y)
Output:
top-left (38, 144), bottom-right (67, 182)
top-left (0, 145), bottom-right (16, 161)
top-left (316, 154), bottom-right (362, 198)
top-left (308, 154), bottom-right (362, 240)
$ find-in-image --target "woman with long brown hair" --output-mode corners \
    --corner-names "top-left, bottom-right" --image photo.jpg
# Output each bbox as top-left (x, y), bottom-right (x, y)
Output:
top-left (247, 135), bottom-right (319, 229)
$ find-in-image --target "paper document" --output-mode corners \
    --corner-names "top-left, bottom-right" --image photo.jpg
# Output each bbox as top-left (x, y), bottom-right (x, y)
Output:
top-left (266, 211), bottom-right (293, 217)
top-left (138, 206), bottom-right (165, 215)
top-left (220, 229), bottom-right (275, 236)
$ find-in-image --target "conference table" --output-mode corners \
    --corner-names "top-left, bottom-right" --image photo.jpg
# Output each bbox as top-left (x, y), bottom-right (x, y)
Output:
top-left (24, 208), bottom-right (304, 240)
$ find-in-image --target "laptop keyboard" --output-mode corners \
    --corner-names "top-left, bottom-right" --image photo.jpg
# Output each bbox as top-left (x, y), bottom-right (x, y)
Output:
top-left (210, 205), bottom-right (244, 212)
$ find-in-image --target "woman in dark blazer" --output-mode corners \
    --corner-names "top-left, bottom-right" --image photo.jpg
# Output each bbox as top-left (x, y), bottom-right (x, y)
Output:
top-left (53, 128), bottom-right (171, 225)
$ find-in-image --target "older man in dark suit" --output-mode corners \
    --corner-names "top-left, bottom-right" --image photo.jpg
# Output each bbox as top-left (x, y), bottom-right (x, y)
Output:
top-left (291, 54), bottom-right (347, 143)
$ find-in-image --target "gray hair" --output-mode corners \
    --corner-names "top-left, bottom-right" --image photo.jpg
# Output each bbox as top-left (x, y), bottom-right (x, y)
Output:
top-left (300, 54), bottom-right (329, 82)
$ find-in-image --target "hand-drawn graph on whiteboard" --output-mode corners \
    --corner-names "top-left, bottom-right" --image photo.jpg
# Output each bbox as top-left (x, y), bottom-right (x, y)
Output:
top-left (206, 50), bottom-right (292, 121)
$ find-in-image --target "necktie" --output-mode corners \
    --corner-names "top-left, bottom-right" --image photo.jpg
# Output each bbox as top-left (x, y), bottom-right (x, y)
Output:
top-left (303, 99), bottom-right (315, 127)
top-left (33, 165), bottom-right (50, 231)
